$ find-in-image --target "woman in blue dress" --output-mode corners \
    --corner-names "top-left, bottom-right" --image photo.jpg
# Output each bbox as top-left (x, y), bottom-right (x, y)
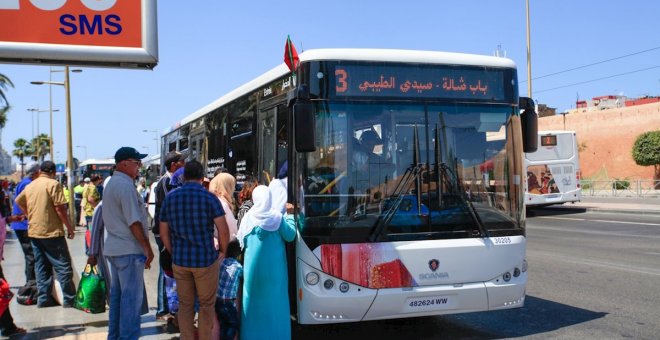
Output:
top-left (237, 185), bottom-right (296, 340)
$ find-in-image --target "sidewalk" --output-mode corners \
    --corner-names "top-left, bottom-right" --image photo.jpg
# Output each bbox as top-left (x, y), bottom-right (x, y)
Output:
top-left (541, 196), bottom-right (660, 215)
top-left (2, 227), bottom-right (172, 340)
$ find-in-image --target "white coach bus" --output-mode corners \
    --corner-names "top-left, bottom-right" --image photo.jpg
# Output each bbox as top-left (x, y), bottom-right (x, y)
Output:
top-left (525, 131), bottom-right (581, 207)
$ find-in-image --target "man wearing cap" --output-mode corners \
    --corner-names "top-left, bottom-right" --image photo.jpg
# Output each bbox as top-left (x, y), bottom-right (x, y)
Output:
top-left (11, 163), bottom-right (40, 287)
top-left (103, 147), bottom-right (153, 339)
top-left (15, 161), bottom-right (76, 308)
top-left (82, 175), bottom-right (101, 227)
top-left (153, 150), bottom-right (186, 319)
top-left (78, 177), bottom-right (91, 225)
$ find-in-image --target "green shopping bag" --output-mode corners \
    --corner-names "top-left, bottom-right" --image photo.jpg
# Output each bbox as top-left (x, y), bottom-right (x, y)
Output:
top-left (74, 264), bottom-right (107, 314)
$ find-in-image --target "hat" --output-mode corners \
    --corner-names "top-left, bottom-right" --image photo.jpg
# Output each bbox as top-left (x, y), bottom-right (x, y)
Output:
top-left (40, 161), bottom-right (56, 173)
top-left (84, 177), bottom-right (91, 182)
top-left (114, 146), bottom-right (148, 163)
top-left (164, 151), bottom-right (188, 169)
top-left (26, 163), bottom-right (40, 176)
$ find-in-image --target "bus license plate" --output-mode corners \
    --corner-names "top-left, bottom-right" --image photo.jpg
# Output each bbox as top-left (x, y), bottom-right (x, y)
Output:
top-left (404, 296), bottom-right (452, 312)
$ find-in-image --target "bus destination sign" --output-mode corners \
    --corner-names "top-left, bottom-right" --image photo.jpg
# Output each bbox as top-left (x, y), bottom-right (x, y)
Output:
top-left (334, 64), bottom-right (507, 101)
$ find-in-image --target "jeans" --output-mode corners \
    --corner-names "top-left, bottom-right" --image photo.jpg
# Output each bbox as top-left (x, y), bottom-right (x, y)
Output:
top-left (107, 254), bottom-right (146, 340)
top-left (30, 237), bottom-right (76, 306)
top-left (216, 300), bottom-right (239, 340)
top-left (154, 236), bottom-right (169, 315)
top-left (74, 198), bottom-right (82, 224)
top-left (173, 257), bottom-right (219, 340)
top-left (14, 229), bottom-right (36, 283)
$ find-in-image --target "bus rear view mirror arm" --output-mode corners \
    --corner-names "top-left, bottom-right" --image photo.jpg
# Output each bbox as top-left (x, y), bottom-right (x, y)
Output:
top-left (520, 96), bottom-right (538, 153)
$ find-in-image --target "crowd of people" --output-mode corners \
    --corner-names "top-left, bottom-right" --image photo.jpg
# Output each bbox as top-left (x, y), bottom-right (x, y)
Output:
top-left (1, 146), bottom-right (297, 340)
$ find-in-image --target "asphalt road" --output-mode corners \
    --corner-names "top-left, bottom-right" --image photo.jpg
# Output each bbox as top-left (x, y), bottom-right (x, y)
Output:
top-left (294, 209), bottom-right (660, 339)
top-left (5, 207), bottom-right (659, 339)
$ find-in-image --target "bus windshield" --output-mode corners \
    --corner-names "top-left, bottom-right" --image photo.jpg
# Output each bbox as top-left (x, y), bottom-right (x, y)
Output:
top-left (298, 101), bottom-right (524, 247)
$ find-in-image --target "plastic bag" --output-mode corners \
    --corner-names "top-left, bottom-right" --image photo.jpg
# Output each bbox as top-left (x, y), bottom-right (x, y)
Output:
top-left (164, 273), bottom-right (178, 312)
top-left (0, 278), bottom-right (13, 316)
top-left (74, 264), bottom-right (107, 314)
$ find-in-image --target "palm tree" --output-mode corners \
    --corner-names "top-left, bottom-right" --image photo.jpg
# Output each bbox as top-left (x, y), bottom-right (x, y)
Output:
top-left (0, 72), bottom-right (14, 129)
top-left (12, 138), bottom-right (32, 178)
top-left (30, 133), bottom-right (50, 162)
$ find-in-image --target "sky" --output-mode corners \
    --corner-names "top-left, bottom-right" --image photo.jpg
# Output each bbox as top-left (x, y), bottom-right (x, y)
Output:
top-left (1, 0), bottom-right (659, 163)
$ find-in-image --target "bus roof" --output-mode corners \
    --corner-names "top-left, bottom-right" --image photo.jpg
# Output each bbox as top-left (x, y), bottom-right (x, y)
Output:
top-left (79, 158), bottom-right (115, 166)
top-left (143, 154), bottom-right (160, 166)
top-left (168, 48), bottom-right (517, 133)
top-left (538, 130), bottom-right (576, 135)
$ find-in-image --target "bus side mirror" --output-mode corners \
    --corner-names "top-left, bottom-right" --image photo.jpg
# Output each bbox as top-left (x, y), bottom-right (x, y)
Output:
top-left (520, 97), bottom-right (538, 153)
top-left (294, 101), bottom-right (316, 152)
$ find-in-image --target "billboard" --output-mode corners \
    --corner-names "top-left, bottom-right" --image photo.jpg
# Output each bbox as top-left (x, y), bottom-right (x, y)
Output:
top-left (0, 0), bottom-right (158, 69)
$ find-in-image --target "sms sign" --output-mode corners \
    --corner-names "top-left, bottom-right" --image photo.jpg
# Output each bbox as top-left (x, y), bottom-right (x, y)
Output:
top-left (0, 0), bottom-right (158, 69)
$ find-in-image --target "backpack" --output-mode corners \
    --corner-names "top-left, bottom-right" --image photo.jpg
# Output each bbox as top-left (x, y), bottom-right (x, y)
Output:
top-left (16, 283), bottom-right (38, 305)
top-left (152, 175), bottom-right (172, 235)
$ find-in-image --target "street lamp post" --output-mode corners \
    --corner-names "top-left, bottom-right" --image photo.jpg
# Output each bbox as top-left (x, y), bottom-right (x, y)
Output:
top-left (27, 108), bottom-right (59, 160)
top-left (143, 129), bottom-right (160, 157)
top-left (525, 0), bottom-right (533, 98)
top-left (31, 66), bottom-right (81, 225)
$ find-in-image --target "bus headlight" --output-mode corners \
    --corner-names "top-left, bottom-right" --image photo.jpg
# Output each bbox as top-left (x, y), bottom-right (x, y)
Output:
top-left (522, 259), bottom-right (528, 272)
top-left (305, 272), bottom-right (320, 285)
top-left (339, 282), bottom-right (349, 293)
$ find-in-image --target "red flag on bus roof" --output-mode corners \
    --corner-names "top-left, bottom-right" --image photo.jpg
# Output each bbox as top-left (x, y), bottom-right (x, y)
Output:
top-left (284, 35), bottom-right (299, 72)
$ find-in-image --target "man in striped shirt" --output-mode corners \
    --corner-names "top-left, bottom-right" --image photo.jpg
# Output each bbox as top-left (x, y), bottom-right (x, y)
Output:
top-left (160, 160), bottom-right (230, 340)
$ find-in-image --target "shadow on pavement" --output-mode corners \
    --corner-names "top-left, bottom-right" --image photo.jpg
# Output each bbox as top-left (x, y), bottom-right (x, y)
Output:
top-left (440, 295), bottom-right (607, 339)
top-left (293, 315), bottom-right (489, 340)
top-left (8, 324), bottom-right (88, 340)
top-left (527, 206), bottom-right (587, 217)
top-left (293, 295), bottom-right (606, 339)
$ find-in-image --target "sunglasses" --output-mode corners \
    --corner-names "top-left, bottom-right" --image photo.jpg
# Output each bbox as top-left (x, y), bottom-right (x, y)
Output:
top-left (125, 159), bottom-right (142, 166)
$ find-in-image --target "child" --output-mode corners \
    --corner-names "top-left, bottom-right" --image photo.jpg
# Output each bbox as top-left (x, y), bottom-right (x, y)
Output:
top-left (216, 239), bottom-right (243, 340)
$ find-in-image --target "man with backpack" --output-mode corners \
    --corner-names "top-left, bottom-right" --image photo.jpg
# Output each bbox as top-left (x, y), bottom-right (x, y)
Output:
top-left (153, 151), bottom-right (186, 320)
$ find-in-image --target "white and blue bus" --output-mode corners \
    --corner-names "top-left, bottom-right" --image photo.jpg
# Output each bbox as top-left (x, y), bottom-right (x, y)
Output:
top-left (525, 131), bottom-right (581, 207)
top-left (162, 49), bottom-right (538, 323)
top-left (76, 158), bottom-right (115, 182)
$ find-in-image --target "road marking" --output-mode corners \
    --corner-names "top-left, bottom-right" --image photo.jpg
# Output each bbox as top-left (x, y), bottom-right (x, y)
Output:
top-left (537, 216), bottom-right (660, 227)
top-left (590, 219), bottom-right (660, 226)
top-left (530, 251), bottom-right (660, 277)
top-left (530, 225), bottom-right (660, 239)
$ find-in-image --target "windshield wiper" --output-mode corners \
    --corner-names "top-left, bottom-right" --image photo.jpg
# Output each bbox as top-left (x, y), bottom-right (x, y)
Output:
top-left (368, 125), bottom-right (423, 242)
top-left (434, 118), bottom-right (489, 238)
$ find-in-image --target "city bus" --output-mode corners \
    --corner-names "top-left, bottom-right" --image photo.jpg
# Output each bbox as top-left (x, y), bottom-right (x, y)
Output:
top-left (525, 131), bottom-right (581, 207)
top-left (161, 49), bottom-right (538, 323)
top-left (76, 158), bottom-right (115, 182)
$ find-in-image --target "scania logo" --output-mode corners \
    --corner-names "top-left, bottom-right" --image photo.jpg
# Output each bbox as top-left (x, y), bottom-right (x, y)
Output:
top-left (428, 259), bottom-right (439, 272)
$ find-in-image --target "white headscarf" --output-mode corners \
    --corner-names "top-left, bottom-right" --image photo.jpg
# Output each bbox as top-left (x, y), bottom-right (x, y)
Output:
top-left (269, 177), bottom-right (287, 213)
top-left (236, 185), bottom-right (282, 249)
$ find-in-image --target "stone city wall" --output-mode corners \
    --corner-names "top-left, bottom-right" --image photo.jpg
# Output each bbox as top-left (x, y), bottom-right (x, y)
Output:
top-left (537, 102), bottom-right (660, 180)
